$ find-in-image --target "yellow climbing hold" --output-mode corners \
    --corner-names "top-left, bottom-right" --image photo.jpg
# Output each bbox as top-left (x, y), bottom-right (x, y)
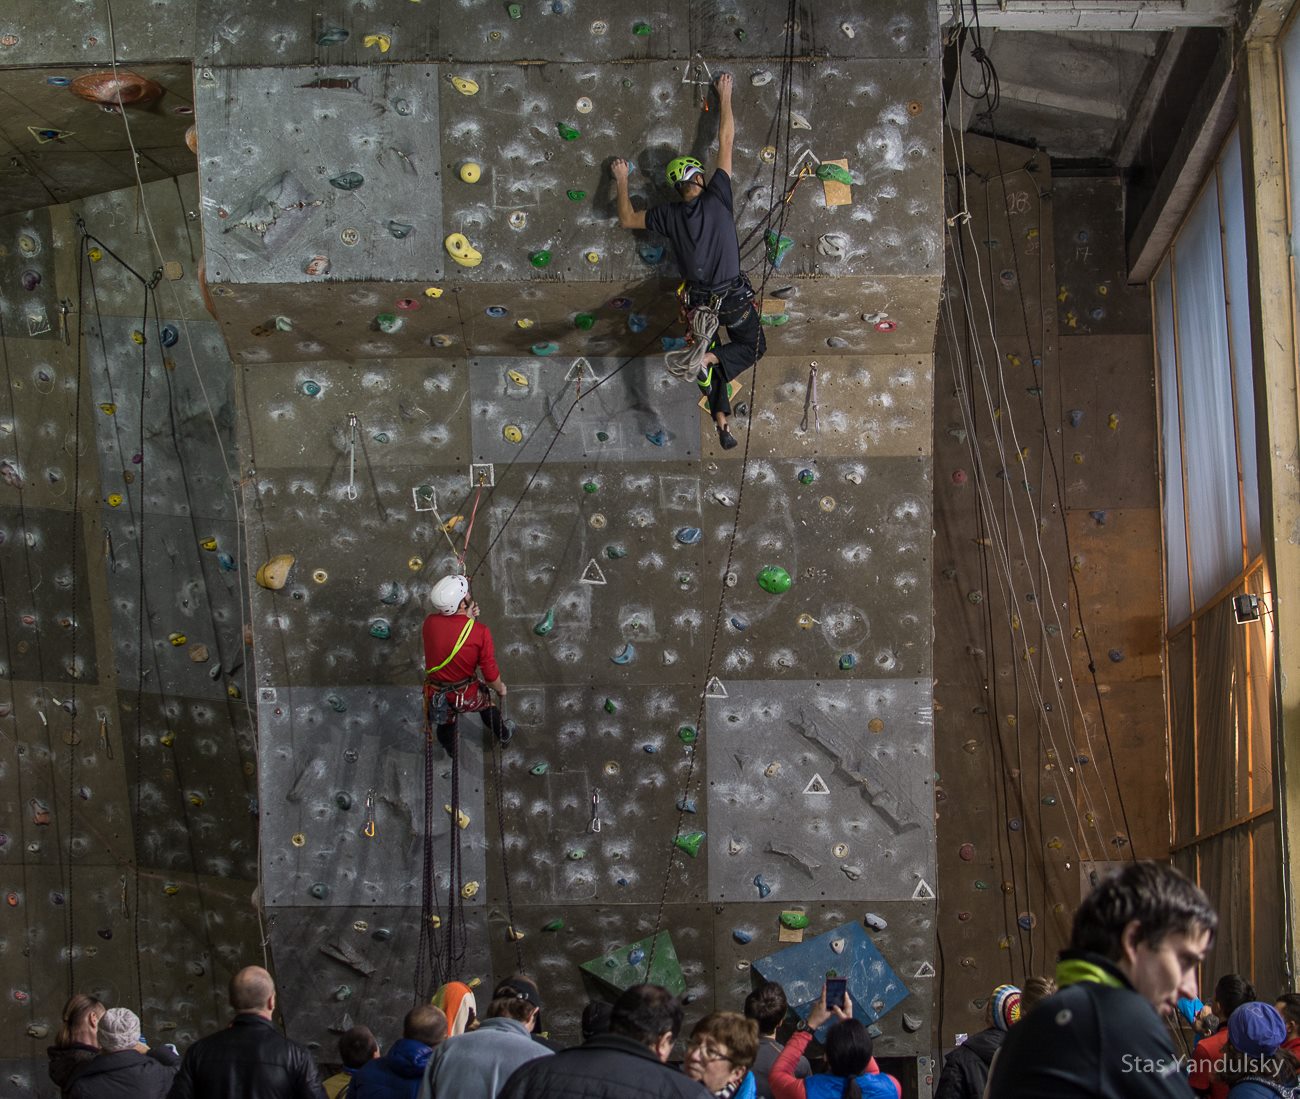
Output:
top-left (1108, 413), bottom-right (1120, 430)
top-left (585, 251), bottom-right (600, 264)
top-left (424, 286), bottom-right (443, 298)
top-left (312, 569), bottom-right (328, 584)
top-left (87, 247), bottom-right (102, 262)
top-left (451, 76), bottom-right (479, 95)
top-left (460, 881), bottom-right (480, 899)
top-left (98, 403), bottom-right (116, 415)
top-left (444, 803), bottom-right (470, 829)
top-left (515, 318), bottom-right (535, 329)
top-left (131, 330), bottom-right (145, 345)
top-left (362, 33), bottom-right (391, 52)
top-left (408, 555), bottom-right (423, 571)
top-left (255, 553), bottom-right (295, 590)
top-left (168, 632), bottom-right (187, 646)
top-left (507, 370), bottom-right (529, 388)
top-left (444, 232), bottom-right (482, 267)
top-left (459, 162), bottom-right (481, 184)
top-left (507, 925), bottom-right (526, 941)
top-left (440, 514), bottom-right (463, 534)
top-left (199, 537), bottom-right (217, 551)
top-left (503, 424), bottom-right (523, 444)
top-left (106, 493), bottom-right (123, 507)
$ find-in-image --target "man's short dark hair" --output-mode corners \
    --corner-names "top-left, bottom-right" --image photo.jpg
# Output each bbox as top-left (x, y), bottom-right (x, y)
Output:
top-left (404, 1005), bottom-right (448, 1046)
top-left (1069, 861), bottom-right (1217, 962)
top-left (488, 976), bottom-right (542, 1023)
top-left (581, 1000), bottom-right (612, 1041)
top-left (1214, 975), bottom-right (1256, 1019)
top-left (744, 982), bottom-right (789, 1036)
top-left (338, 1025), bottom-right (378, 1068)
top-left (1277, 993), bottom-right (1300, 1030)
top-left (610, 984), bottom-right (684, 1047)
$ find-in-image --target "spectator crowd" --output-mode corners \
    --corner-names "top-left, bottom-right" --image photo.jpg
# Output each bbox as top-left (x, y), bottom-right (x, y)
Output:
top-left (43, 862), bottom-right (1300, 1099)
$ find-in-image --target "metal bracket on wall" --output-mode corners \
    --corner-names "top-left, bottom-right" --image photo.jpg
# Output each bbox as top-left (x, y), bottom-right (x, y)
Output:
top-left (470, 463), bottom-right (495, 488)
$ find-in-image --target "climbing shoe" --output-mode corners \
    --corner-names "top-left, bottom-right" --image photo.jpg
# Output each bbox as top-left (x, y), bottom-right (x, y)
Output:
top-left (497, 719), bottom-right (516, 746)
top-left (718, 426), bottom-right (739, 450)
top-left (696, 364), bottom-right (713, 389)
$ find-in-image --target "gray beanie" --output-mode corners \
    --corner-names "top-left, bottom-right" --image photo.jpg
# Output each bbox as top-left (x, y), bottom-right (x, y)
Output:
top-left (97, 1007), bottom-right (140, 1053)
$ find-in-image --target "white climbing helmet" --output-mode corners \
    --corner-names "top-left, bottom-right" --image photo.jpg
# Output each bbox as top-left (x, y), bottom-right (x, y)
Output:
top-left (430, 574), bottom-right (470, 615)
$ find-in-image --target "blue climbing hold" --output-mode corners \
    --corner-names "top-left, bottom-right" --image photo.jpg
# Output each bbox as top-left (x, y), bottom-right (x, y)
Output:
top-left (1108, 648), bottom-right (1125, 663)
top-left (1068, 409), bottom-right (1084, 428)
top-left (677, 796), bottom-right (697, 814)
top-left (216, 552), bottom-right (237, 571)
top-left (160, 324), bottom-right (179, 348)
top-left (730, 615), bottom-right (749, 631)
top-left (612, 642), bottom-right (635, 665)
top-left (638, 244), bottom-right (665, 264)
top-left (643, 743), bottom-right (658, 753)
top-left (646, 429), bottom-right (670, 447)
top-left (628, 946), bottom-right (645, 966)
top-left (531, 342), bottom-right (559, 356)
top-left (662, 336), bottom-right (687, 351)
top-left (1090, 510), bottom-right (1107, 525)
top-left (628, 313), bottom-right (648, 333)
top-left (1008, 818), bottom-right (1022, 832)
top-left (676, 527), bottom-right (703, 545)
top-left (369, 619), bottom-right (391, 640)
top-left (733, 929), bottom-right (753, 944)
top-left (753, 874), bottom-right (772, 899)
top-left (838, 654), bottom-right (857, 671)
top-left (485, 305), bottom-right (509, 318)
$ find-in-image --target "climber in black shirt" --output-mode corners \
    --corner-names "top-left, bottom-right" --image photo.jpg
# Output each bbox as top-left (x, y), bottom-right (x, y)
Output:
top-left (612, 72), bottom-right (765, 451)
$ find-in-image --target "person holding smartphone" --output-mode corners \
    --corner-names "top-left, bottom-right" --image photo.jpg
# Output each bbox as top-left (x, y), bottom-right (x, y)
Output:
top-left (769, 985), bottom-right (901, 1099)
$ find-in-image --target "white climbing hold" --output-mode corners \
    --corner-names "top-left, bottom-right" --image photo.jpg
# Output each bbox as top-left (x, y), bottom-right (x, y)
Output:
top-left (751, 71), bottom-right (773, 87)
top-left (790, 111), bottom-right (811, 130)
top-left (912, 878), bottom-right (935, 900)
top-left (579, 558), bottom-right (607, 585)
top-left (841, 21), bottom-right (855, 37)
top-left (704, 676), bottom-right (728, 698)
top-left (803, 773), bottom-right (830, 794)
top-left (817, 234), bottom-right (847, 259)
top-left (830, 938), bottom-right (846, 954)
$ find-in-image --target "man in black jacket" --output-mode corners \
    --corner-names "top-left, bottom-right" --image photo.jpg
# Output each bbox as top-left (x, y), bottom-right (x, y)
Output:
top-left (497, 984), bottom-right (709, 1099)
top-left (168, 966), bottom-right (326, 1099)
top-left (935, 984), bottom-right (1021, 1099)
top-left (987, 861), bottom-right (1217, 1099)
top-left (68, 1007), bottom-right (178, 1099)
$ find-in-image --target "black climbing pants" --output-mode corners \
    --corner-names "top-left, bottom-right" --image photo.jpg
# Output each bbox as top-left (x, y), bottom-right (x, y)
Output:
top-left (436, 706), bottom-right (504, 755)
top-left (689, 275), bottom-right (766, 419)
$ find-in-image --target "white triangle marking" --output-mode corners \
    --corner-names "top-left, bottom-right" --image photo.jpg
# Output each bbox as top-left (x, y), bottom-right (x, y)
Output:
top-left (788, 147), bottom-right (822, 176)
top-left (803, 773), bottom-right (830, 794)
top-left (911, 878), bottom-right (935, 901)
top-left (704, 676), bottom-right (727, 698)
top-left (913, 961), bottom-right (936, 979)
top-left (579, 558), bottom-right (606, 585)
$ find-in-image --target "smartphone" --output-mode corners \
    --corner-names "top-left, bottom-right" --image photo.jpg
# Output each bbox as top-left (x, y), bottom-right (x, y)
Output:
top-left (825, 977), bottom-right (848, 1010)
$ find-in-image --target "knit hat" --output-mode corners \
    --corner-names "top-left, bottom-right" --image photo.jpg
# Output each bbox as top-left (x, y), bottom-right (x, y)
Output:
top-left (991, 984), bottom-right (1022, 1031)
top-left (97, 1008), bottom-right (140, 1053)
top-left (1229, 1001), bottom-right (1287, 1056)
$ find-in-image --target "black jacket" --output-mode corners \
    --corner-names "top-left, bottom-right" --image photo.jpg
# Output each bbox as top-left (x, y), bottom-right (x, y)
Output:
top-left (498, 1033), bottom-right (711, 1099)
top-left (988, 951), bottom-right (1194, 1099)
top-left (68, 1050), bottom-right (177, 1099)
top-left (936, 1027), bottom-right (1004, 1099)
top-left (49, 1043), bottom-right (98, 1094)
top-left (167, 1014), bottom-right (326, 1099)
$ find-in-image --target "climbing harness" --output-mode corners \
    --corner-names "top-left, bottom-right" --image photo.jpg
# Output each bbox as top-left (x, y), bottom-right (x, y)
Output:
top-left (799, 362), bottom-right (820, 434)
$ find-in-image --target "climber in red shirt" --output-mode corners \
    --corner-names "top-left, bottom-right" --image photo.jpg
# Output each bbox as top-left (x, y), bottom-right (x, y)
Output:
top-left (422, 574), bottom-right (511, 754)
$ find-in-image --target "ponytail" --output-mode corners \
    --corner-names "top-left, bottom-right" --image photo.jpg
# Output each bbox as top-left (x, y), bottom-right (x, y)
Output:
top-left (841, 1078), bottom-right (862, 1099)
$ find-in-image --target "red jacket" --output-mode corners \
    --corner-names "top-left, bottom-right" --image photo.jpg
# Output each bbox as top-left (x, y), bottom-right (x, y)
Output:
top-left (770, 1030), bottom-right (900, 1099)
top-left (1187, 1028), bottom-right (1229, 1099)
top-left (422, 614), bottom-right (499, 684)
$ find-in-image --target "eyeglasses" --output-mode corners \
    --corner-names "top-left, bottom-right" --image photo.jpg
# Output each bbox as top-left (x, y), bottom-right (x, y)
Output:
top-left (686, 1040), bottom-right (733, 1064)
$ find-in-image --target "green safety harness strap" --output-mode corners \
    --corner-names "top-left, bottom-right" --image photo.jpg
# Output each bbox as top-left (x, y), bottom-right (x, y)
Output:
top-left (426, 618), bottom-right (476, 676)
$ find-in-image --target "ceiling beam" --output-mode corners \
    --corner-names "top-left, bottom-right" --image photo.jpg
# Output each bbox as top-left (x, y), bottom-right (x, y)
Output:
top-left (938, 1), bottom-right (1235, 30)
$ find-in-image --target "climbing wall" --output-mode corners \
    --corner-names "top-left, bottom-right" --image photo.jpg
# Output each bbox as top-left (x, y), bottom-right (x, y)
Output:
top-left (932, 136), bottom-right (1164, 1049)
top-left (199, 0), bottom-right (943, 1074)
top-left (0, 175), bottom-right (263, 1098)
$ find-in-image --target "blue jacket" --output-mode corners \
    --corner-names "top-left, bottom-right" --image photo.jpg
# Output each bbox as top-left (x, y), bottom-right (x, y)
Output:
top-left (351, 1040), bottom-right (433, 1099)
top-left (804, 1075), bottom-right (898, 1099)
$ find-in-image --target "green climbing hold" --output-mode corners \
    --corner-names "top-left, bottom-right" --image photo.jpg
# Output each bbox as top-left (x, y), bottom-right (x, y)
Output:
top-left (764, 230), bottom-right (794, 265)
top-left (974, 879), bottom-right (988, 891)
top-left (507, 2), bottom-right (523, 17)
top-left (568, 848), bottom-right (587, 860)
top-left (798, 468), bottom-right (817, 485)
top-left (531, 342), bottom-right (559, 356)
top-left (595, 431), bottom-right (610, 442)
top-left (838, 654), bottom-right (857, 671)
top-left (760, 313), bottom-right (789, 326)
top-left (533, 608), bottom-right (556, 636)
top-left (567, 190), bottom-right (587, 202)
top-left (633, 21), bottom-right (652, 35)
top-left (605, 545), bottom-right (627, 559)
top-left (557, 122), bottom-right (581, 141)
top-left (604, 698), bottom-right (618, 714)
top-left (678, 726), bottom-right (698, 744)
top-left (542, 918), bottom-right (564, 932)
top-left (780, 911), bottom-right (811, 930)
top-left (583, 481), bottom-right (599, 494)
top-left (376, 312), bottom-right (401, 333)
top-left (530, 762), bottom-right (549, 776)
top-left (574, 313), bottom-right (596, 330)
top-left (301, 380), bottom-right (322, 397)
top-left (369, 619), bottom-right (391, 639)
top-left (529, 250), bottom-right (552, 268)
top-left (815, 163), bottom-right (854, 186)
top-left (674, 831), bottom-right (705, 858)
top-left (757, 565), bottom-right (792, 594)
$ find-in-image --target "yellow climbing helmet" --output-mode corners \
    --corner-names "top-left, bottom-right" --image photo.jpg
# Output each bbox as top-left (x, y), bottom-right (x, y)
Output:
top-left (666, 155), bottom-right (704, 188)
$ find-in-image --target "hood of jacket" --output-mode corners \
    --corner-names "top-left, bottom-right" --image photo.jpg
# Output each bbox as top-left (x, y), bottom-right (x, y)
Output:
top-left (960, 1027), bottom-right (1005, 1065)
top-left (383, 1038), bottom-right (433, 1078)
